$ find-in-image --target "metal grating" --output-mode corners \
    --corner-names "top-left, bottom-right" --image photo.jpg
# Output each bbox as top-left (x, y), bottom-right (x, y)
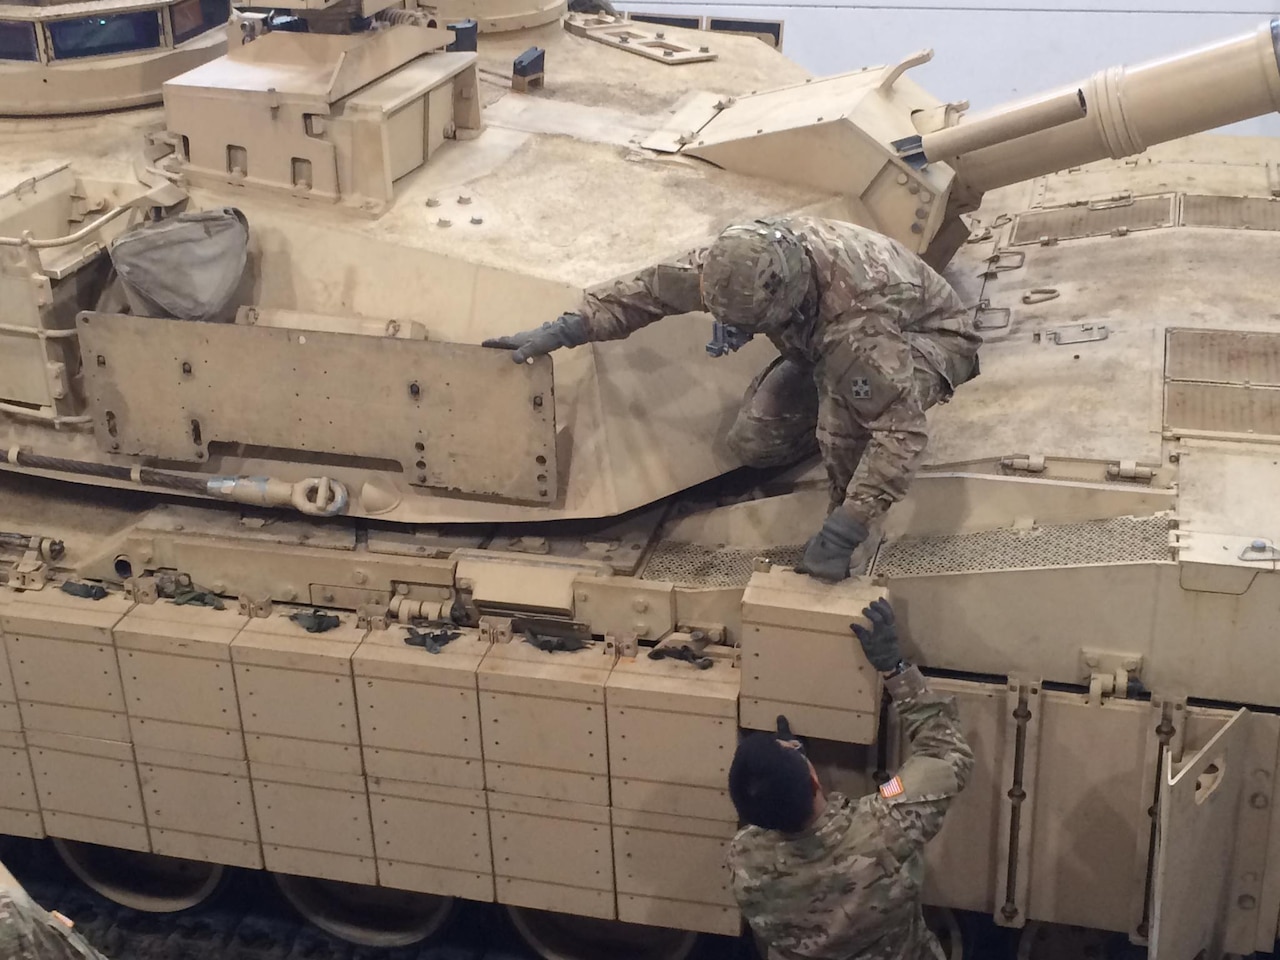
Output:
top-left (872, 515), bottom-right (1171, 578)
top-left (1010, 195), bottom-right (1175, 245)
top-left (1182, 195), bottom-right (1280, 231)
top-left (1166, 329), bottom-right (1280, 387)
top-left (641, 541), bottom-right (805, 587)
top-left (1165, 381), bottom-right (1280, 439)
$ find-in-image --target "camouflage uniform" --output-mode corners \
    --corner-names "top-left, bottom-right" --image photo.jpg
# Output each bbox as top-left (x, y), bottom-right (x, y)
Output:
top-left (0, 884), bottom-right (110, 960)
top-left (726, 667), bottom-right (974, 960)
top-left (579, 217), bottom-right (981, 525)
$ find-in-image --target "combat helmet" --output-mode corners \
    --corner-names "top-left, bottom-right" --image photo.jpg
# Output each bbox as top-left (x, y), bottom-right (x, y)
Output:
top-left (701, 221), bottom-right (811, 332)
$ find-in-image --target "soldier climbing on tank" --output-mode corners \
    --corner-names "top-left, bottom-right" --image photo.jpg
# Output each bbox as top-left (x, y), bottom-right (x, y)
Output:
top-left (726, 598), bottom-right (973, 960)
top-left (483, 217), bottom-right (981, 582)
top-left (1, 860), bottom-right (111, 960)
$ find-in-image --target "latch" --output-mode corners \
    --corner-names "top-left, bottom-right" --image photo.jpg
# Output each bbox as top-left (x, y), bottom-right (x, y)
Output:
top-left (1, 533), bottom-right (64, 591)
top-left (1081, 648), bottom-right (1144, 705)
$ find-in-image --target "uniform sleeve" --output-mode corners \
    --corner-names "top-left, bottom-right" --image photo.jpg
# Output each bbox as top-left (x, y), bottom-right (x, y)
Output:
top-left (817, 321), bottom-right (929, 527)
top-left (578, 248), bottom-right (707, 341)
top-left (873, 667), bottom-right (974, 849)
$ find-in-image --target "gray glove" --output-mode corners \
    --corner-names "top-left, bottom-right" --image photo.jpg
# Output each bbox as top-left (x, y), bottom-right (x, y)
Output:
top-left (850, 598), bottom-right (901, 672)
top-left (795, 509), bottom-right (867, 583)
top-left (482, 312), bottom-right (591, 363)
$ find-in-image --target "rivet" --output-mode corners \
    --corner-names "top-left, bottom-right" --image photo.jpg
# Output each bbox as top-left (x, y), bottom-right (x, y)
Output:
top-left (458, 195), bottom-right (472, 204)
top-left (426, 198), bottom-right (440, 207)
top-left (1239, 894), bottom-right (1258, 910)
top-left (1251, 539), bottom-right (1268, 552)
top-left (916, 207), bottom-right (928, 219)
top-left (396, 584), bottom-right (410, 596)
top-left (699, 45), bottom-right (710, 53)
top-left (322, 592), bottom-right (335, 603)
top-left (907, 183), bottom-right (920, 195)
top-left (896, 173), bottom-right (909, 186)
top-left (663, 49), bottom-right (673, 57)
top-left (921, 191), bottom-right (933, 202)
top-left (632, 599), bottom-right (649, 613)
top-left (354, 570), bottom-right (368, 585)
top-left (1251, 791), bottom-right (1269, 809)
top-left (577, 592), bottom-right (590, 602)
top-left (471, 216), bottom-right (484, 225)
top-left (655, 30), bottom-right (664, 38)
top-left (910, 223), bottom-right (923, 234)
top-left (437, 218), bottom-right (452, 227)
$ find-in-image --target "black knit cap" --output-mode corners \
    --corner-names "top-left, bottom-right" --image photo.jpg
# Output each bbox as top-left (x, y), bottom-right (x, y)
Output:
top-left (728, 732), bottom-right (815, 833)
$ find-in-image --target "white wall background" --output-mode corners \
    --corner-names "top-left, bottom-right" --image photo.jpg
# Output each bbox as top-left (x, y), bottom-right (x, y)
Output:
top-left (615, 0), bottom-right (1280, 137)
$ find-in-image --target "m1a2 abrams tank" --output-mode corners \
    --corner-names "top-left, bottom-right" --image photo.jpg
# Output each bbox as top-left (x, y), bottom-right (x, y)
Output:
top-left (3, 0), bottom-right (1280, 955)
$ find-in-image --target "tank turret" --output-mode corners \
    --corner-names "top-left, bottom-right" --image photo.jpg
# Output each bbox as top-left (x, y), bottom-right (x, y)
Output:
top-left (1, 18), bottom-right (1278, 523)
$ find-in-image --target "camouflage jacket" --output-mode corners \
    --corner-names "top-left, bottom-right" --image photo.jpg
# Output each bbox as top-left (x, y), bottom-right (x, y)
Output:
top-left (726, 667), bottom-right (975, 960)
top-left (578, 217), bottom-right (981, 526)
top-left (0, 890), bottom-right (109, 960)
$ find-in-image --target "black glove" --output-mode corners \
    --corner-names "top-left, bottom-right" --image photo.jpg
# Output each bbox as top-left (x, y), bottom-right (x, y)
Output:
top-left (795, 510), bottom-right (867, 583)
top-left (850, 598), bottom-right (901, 672)
top-left (482, 312), bottom-right (591, 363)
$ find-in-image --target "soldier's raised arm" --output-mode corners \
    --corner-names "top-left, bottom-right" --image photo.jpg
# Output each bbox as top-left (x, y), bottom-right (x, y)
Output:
top-left (853, 600), bottom-right (975, 848)
top-left (482, 249), bottom-right (706, 362)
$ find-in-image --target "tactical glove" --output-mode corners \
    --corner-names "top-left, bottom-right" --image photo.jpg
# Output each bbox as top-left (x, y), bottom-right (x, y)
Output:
top-left (795, 509), bottom-right (867, 583)
top-left (850, 598), bottom-right (901, 672)
top-left (482, 312), bottom-right (591, 363)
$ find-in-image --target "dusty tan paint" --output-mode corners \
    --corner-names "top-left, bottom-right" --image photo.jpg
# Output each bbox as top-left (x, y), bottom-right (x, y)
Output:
top-left (5, 4), bottom-right (1280, 953)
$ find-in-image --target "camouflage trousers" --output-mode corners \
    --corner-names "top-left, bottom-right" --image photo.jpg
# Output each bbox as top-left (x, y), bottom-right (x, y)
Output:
top-left (725, 351), bottom-right (948, 509)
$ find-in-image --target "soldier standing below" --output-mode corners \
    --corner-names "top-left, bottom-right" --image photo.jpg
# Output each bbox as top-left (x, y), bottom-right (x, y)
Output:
top-left (0, 860), bottom-right (111, 960)
top-left (726, 599), bottom-right (973, 960)
top-left (483, 218), bottom-right (981, 582)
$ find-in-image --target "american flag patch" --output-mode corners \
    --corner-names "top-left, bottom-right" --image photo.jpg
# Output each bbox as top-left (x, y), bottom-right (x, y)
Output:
top-left (879, 776), bottom-right (904, 799)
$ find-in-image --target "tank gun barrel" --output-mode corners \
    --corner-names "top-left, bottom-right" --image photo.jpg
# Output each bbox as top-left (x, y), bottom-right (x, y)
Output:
top-left (945, 19), bottom-right (1280, 193)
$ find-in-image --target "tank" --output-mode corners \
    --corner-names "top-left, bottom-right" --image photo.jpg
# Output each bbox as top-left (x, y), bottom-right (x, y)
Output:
top-left (2, 4), bottom-right (1280, 957)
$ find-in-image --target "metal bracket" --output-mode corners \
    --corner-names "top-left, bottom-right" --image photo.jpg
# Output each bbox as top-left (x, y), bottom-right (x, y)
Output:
top-left (1050, 323), bottom-right (1109, 345)
top-left (995, 676), bottom-right (1043, 929)
top-left (10, 551), bottom-right (50, 591)
top-left (479, 616), bottom-right (515, 644)
top-left (605, 632), bottom-right (639, 658)
top-left (237, 595), bottom-right (273, 619)
top-left (124, 576), bottom-right (160, 605)
top-left (878, 48), bottom-right (933, 92)
top-left (356, 603), bottom-right (390, 631)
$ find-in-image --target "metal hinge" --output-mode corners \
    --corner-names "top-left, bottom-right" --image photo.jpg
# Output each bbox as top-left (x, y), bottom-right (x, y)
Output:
top-left (1106, 460), bottom-right (1156, 483)
top-left (1082, 648), bottom-right (1145, 705)
top-left (1001, 455), bottom-right (1046, 474)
